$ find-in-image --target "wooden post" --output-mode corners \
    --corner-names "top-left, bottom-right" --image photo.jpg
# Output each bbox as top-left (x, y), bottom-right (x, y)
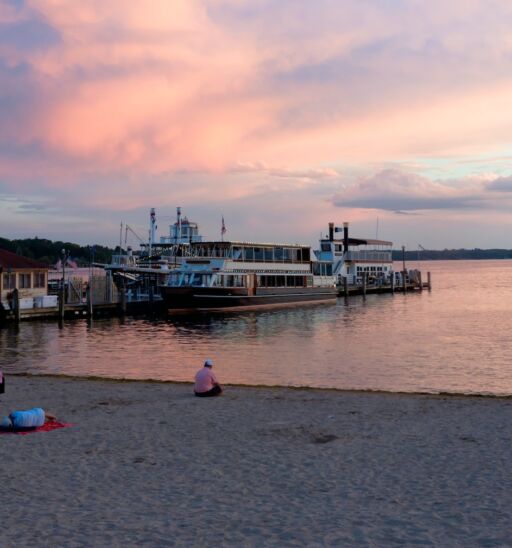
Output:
top-left (402, 270), bottom-right (407, 293)
top-left (119, 276), bottom-right (126, 315)
top-left (418, 271), bottom-right (423, 291)
top-left (427, 271), bottom-right (432, 290)
top-left (362, 272), bottom-right (367, 296)
top-left (343, 276), bottom-right (348, 297)
top-left (13, 288), bottom-right (20, 323)
top-left (59, 283), bottom-right (65, 320)
top-left (390, 272), bottom-right (395, 294)
top-left (86, 284), bottom-right (93, 316)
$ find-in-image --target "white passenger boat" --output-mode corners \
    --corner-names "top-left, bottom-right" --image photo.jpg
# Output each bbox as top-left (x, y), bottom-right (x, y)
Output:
top-left (160, 240), bottom-right (337, 310)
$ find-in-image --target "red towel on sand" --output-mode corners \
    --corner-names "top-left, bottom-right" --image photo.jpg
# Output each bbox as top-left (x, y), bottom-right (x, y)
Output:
top-left (0, 420), bottom-right (72, 435)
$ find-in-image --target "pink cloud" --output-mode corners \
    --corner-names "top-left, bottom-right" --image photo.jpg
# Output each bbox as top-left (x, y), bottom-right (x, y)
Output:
top-left (2, 1), bottom-right (512, 247)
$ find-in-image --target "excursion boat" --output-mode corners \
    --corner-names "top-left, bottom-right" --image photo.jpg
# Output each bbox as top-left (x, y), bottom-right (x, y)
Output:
top-left (160, 240), bottom-right (338, 310)
top-left (314, 222), bottom-right (394, 286)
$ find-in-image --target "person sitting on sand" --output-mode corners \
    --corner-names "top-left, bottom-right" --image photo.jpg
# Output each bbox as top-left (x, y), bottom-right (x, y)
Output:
top-left (194, 359), bottom-right (223, 397)
top-left (0, 408), bottom-right (56, 431)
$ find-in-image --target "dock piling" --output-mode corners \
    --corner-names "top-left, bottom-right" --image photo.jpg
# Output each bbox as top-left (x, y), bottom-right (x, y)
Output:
top-left (86, 284), bottom-right (93, 316)
top-left (59, 283), bottom-right (65, 320)
top-left (13, 288), bottom-right (20, 323)
top-left (119, 277), bottom-right (127, 315)
top-left (402, 271), bottom-right (407, 294)
top-left (427, 271), bottom-right (432, 290)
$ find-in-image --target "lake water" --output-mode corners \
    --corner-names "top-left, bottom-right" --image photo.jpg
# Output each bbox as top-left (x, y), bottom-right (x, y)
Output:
top-left (1, 260), bottom-right (511, 395)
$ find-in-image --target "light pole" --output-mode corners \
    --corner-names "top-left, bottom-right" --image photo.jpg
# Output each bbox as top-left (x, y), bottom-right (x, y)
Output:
top-left (60, 248), bottom-right (68, 320)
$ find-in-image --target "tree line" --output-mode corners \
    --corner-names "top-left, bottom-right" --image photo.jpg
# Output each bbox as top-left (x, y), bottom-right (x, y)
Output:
top-left (1, 236), bottom-right (511, 265)
top-left (0, 237), bottom-right (115, 266)
top-left (392, 249), bottom-right (512, 261)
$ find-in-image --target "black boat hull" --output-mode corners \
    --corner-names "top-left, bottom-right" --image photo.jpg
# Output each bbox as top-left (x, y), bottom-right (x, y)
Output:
top-left (161, 286), bottom-right (337, 310)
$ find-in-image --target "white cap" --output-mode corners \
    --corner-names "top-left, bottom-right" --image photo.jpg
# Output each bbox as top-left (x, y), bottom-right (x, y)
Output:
top-left (204, 359), bottom-right (213, 367)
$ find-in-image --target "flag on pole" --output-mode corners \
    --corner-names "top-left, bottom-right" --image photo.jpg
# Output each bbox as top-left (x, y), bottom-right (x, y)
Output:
top-left (221, 215), bottom-right (226, 238)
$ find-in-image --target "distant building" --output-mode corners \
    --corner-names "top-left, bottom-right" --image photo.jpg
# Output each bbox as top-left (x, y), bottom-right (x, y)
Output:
top-left (0, 249), bottom-right (49, 307)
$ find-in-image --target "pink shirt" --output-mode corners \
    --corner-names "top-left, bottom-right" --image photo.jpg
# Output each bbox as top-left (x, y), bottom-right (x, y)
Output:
top-left (194, 367), bottom-right (219, 393)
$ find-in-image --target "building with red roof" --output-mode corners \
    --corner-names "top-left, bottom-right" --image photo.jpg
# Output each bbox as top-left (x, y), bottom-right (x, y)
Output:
top-left (0, 249), bottom-right (49, 307)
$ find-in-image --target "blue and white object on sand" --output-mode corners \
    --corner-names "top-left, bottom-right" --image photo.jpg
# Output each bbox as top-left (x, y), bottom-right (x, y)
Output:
top-left (9, 408), bottom-right (45, 428)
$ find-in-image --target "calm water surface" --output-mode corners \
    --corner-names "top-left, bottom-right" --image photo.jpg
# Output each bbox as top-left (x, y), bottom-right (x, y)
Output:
top-left (1, 260), bottom-right (511, 395)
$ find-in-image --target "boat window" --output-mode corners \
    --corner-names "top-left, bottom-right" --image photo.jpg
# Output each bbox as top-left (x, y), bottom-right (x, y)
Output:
top-left (335, 244), bottom-right (342, 252)
top-left (321, 243), bottom-right (331, 252)
top-left (276, 275), bottom-right (285, 287)
top-left (232, 247), bottom-right (242, 260)
top-left (290, 276), bottom-right (304, 287)
top-left (283, 248), bottom-right (291, 261)
top-left (191, 274), bottom-right (203, 286)
top-left (274, 248), bottom-right (284, 261)
top-left (244, 247), bottom-right (254, 261)
top-left (254, 247), bottom-right (264, 261)
top-left (264, 248), bottom-right (273, 261)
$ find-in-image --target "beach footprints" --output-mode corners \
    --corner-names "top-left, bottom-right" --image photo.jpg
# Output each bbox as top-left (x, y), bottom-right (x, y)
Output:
top-left (311, 432), bottom-right (338, 444)
top-left (259, 423), bottom-right (339, 445)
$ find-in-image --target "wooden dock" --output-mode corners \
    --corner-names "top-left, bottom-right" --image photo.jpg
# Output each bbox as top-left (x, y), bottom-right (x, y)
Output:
top-left (1, 298), bottom-right (167, 322)
top-left (1, 271), bottom-right (432, 323)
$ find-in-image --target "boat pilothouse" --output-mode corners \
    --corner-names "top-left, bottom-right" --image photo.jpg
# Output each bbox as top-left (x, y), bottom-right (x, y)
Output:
top-left (161, 240), bottom-right (337, 310)
top-left (314, 222), bottom-right (393, 285)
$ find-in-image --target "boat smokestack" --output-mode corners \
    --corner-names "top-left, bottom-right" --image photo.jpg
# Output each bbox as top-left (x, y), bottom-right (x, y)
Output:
top-left (149, 208), bottom-right (157, 258)
top-left (343, 222), bottom-right (349, 257)
top-left (328, 222), bottom-right (334, 242)
top-left (177, 207), bottom-right (182, 243)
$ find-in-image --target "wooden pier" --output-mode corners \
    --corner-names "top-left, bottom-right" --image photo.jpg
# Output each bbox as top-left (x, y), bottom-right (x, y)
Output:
top-left (337, 269), bottom-right (431, 297)
top-left (1, 270), bottom-right (432, 323)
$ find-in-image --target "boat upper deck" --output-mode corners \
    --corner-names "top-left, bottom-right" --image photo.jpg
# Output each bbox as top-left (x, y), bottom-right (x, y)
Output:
top-left (183, 241), bottom-right (311, 264)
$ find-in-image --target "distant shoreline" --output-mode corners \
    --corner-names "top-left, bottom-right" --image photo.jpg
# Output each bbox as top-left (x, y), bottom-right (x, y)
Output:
top-left (394, 251), bottom-right (512, 261)
top-left (2, 235), bottom-right (512, 265)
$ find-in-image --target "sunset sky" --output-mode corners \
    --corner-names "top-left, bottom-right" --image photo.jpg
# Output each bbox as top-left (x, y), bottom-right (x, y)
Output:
top-left (1, 0), bottom-right (512, 249)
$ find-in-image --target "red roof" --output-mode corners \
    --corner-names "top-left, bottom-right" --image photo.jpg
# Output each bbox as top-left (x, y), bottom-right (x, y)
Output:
top-left (0, 249), bottom-right (49, 270)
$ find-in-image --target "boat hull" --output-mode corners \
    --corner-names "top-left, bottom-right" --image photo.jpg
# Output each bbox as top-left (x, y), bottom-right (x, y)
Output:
top-left (161, 286), bottom-right (337, 310)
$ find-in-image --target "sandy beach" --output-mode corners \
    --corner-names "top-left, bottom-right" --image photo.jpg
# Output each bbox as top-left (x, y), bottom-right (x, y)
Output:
top-left (1, 375), bottom-right (512, 547)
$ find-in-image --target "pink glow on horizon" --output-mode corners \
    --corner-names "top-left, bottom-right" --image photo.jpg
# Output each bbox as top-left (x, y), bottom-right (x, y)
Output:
top-left (2, 1), bottom-right (512, 247)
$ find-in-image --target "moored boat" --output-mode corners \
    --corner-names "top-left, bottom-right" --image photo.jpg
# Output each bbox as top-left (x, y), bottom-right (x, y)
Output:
top-left (160, 240), bottom-right (337, 310)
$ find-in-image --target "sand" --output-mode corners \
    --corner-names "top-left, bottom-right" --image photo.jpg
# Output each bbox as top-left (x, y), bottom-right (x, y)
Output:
top-left (1, 375), bottom-right (512, 547)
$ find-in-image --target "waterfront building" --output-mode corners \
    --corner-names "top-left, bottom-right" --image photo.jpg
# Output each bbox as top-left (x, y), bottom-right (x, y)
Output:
top-left (0, 249), bottom-right (49, 308)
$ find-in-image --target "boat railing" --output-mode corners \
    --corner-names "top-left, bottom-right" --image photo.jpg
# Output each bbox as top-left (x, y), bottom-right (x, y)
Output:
top-left (345, 250), bottom-right (392, 262)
